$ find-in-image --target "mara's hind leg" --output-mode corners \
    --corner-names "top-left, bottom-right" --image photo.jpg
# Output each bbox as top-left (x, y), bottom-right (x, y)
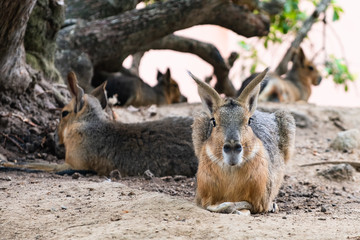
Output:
top-left (206, 201), bottom-right (252, 216)
top-left (1, 161), bottom-right (73, 173)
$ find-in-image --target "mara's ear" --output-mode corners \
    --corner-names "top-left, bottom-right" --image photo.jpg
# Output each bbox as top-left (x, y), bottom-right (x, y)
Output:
top-left (188, 71), bottom-right (221, 115)
top-left (90, 81), bottom-right (108, 109)
top-left (237, 68), bottom-right (269, 115)
top-left (293, 47), bottom-right (305, 68)
top-left (298, 47), bottom-right (306, 67)
top-left (164, 68), bottom-right (171, 82)
top-left (67, 71), bottom-right (84, 113)
top-left (156, 69), bottom-right (163, 81)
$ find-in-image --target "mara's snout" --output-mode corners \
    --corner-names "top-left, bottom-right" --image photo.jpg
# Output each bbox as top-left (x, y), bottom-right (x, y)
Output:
top-left (316, 76), bottom-right (322, 85)
top-left (222, 140), bottom-right (243, 166)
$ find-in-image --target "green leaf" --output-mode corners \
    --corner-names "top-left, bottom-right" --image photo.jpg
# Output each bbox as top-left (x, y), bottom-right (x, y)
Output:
top-left (238, 41), bottom-right (251, 51)
top-left (333, 10), bottom-right (340, 21)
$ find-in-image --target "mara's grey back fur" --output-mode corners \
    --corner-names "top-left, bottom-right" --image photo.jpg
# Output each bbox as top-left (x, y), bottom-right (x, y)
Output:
top-left (66, 94), bottom-right (197, 177)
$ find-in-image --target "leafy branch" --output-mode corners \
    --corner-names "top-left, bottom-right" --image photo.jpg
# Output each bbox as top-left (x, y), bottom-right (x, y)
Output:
top-left (237, 0), bottom-right (355, 90)
top-left (325, 55), bottom-right (355, 91)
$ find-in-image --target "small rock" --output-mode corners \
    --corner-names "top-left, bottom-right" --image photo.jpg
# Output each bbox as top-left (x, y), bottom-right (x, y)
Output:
top-left (173, 175), bottom-right (187, 182)
top-left (320, 206), bottom-right (327, 212)
top-left (161, 176), bottom-right (173, 182)
top-left (330, 129), bottom-right (360, 152)
top-left (72, 172), bottom-right (81, 179)
top-left (110, 169), bottom-right (121, 180)
top-left (148, 105), bottom-right (157, 117)
top-left (318, 164), bottom-right (355, 181)
top-left (110, 216), bottom-right (122, 221)
top-left (144, 169), bottom-right (154, 180)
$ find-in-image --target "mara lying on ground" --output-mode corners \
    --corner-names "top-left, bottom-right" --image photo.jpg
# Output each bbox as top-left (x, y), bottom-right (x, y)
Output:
top-left (93, 68), bottom-right (186, 107)
top-left (190, 68), bottom-right (296, 214)
top-left (238, 47), bottom-right (322, 103)
top-left (2, 72), bottom-right (196, 177)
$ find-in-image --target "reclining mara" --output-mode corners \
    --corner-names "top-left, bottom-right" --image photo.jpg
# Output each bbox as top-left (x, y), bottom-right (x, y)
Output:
top-left (94, 68), bottom-right (187, 107)
top-left (189, 68), bottom-right (296, 214)
top-left (2, 72), bottom-right (197, 177)
top-left (239, 47), bottom-right (322, 103)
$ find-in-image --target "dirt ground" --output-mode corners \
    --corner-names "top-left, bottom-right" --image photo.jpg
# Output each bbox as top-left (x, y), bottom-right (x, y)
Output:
top-left (1, 100), bottom-right (360, 240)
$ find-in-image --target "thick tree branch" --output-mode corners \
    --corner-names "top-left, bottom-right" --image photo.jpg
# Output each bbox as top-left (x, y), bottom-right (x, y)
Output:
top-left (57, 0), bottom-right (269, 95)
top-left (59, 0), bottom-right (269, 64)
top-left (274, 0), bottom-right (331, 75)
top-left (205, 2), bottom-right (269, 37)
top-left (138, 34), bottom-right (236, 96)
top-left (65, 0), bottom-right (140, 20)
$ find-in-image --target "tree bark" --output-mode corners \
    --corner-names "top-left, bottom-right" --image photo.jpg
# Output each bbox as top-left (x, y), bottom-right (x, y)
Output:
top-left (0, 0), bottom-right (37, 93)
top-left (204, 2), bottom-right (270, 38)
top-left (65, 0), bottom-right (140, 20)
top-left (24, 0), bottom-right (65, 83)
top-left (56, 0), bottom-right (269, 95)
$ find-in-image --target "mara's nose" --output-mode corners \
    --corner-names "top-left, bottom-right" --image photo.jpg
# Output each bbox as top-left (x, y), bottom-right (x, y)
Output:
top-left (317, 76), bottom-right (322, 85)
top-left (223, 142), bottom-right (242, 154)
top-left (180, 95), bottom-right (187, 102)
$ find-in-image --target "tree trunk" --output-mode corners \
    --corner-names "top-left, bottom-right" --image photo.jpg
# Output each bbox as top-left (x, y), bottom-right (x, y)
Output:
top-left (24, 0), bottom-right (65, 83)
top-left (0, 0), bottom-right (37, 93)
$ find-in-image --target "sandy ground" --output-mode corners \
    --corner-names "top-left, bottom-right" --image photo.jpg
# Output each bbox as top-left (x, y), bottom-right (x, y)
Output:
top-left (1, 102), bottom-right (360, 240)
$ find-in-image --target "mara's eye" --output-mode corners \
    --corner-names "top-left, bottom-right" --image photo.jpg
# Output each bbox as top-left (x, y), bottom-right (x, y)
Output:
top-left (308, 66), bottom-right (314, 71)
top-left (210, 117), bottom-right (216, 128)
top-left (248, 117), bottom-right (253, 125)
top-left (61, 110), bottom-right (69, 118)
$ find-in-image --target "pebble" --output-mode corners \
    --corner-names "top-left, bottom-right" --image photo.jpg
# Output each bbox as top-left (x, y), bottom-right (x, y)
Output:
top-left (144, 169), bottom-right (154, 180)
top-left (320, 206), bottom-right (327, 212)
top-left (110, 169), bottom-right (121, 180)
top-left (72, 172), bottom-right (81, 179)
top-left (330, 129), bottom-right (360, 152)
top-left (173, 175), bottom-right (187, 182)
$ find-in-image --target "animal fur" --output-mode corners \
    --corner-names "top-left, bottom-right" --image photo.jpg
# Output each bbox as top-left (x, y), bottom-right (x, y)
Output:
top-left (239, 47), bottom-right (322, 103)
top-left (190, 68), bottom-right (296, 213)
top-left (93, 68), bottom-right (186, 107)
top-left (4, 72), bottom-right (196, 177)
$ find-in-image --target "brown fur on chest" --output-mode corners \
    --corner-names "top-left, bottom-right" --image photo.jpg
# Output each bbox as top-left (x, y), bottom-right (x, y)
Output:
top-left (196, 143), bottom-right (270, 213)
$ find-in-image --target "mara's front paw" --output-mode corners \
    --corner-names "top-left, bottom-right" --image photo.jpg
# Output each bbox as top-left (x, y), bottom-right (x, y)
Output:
top-left (206, 201), bottom-right (252, 215)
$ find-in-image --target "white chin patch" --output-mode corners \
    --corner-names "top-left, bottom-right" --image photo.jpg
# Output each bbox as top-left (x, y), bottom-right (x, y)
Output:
top-left (223, 150), bottom-right (243, 167)
top-left (205, 145), bottom-right (244, 168)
